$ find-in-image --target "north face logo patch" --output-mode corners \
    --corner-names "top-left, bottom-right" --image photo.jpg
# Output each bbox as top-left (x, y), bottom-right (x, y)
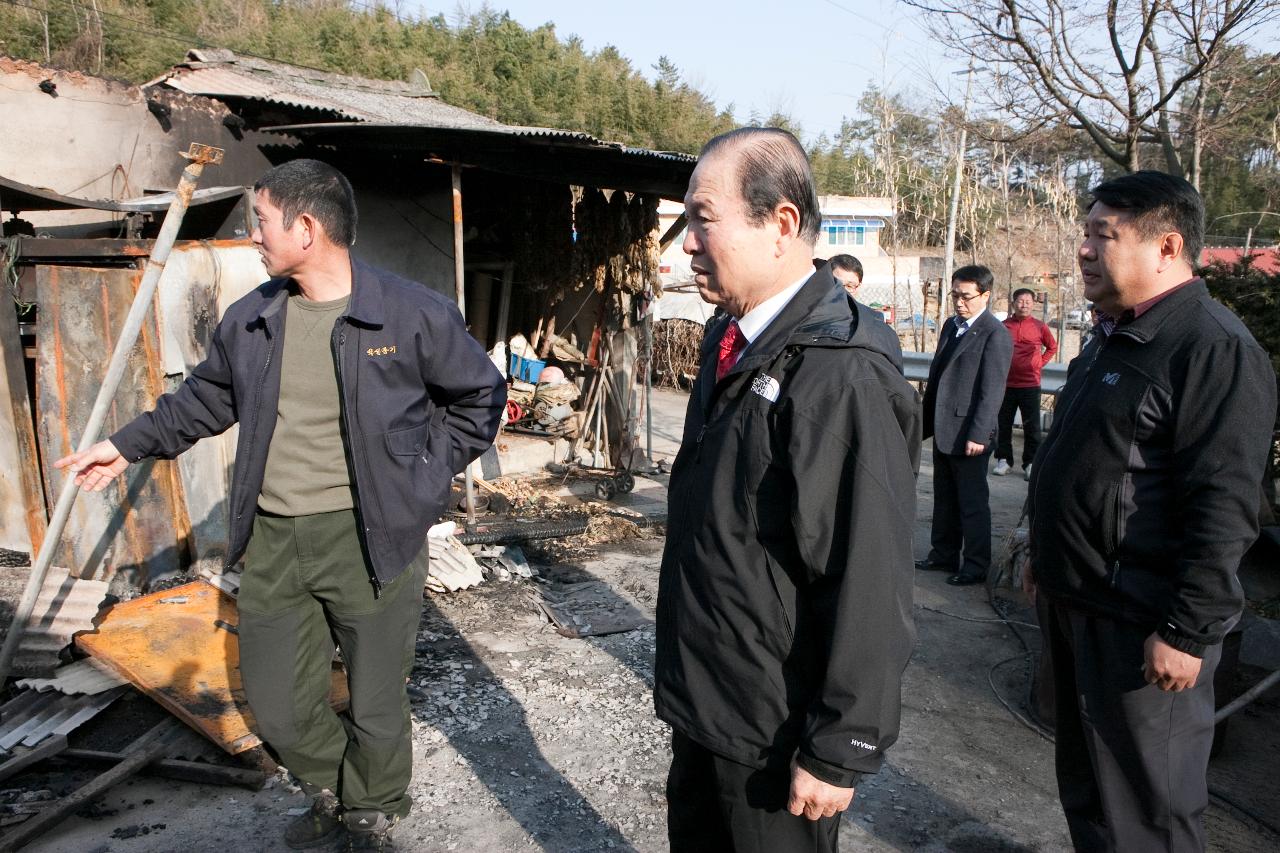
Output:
top-left (752, 375), bottom-right (780, 402)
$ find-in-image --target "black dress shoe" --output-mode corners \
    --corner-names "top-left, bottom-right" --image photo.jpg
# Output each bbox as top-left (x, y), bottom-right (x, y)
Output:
top-left (946, 574), bottom-right (985, 586)
top-left (915, 560), bottom-right (952, 572)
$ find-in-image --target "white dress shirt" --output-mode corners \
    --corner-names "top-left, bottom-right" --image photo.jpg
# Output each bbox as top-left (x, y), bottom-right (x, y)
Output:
top-left (953, 305), bottom-right (987, 337)
top-left (732, 273), bottom-right (811, 363)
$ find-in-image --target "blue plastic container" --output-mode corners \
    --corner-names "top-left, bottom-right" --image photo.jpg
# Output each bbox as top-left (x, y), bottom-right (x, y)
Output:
top-left (509, 353), bottom-right (546, 383)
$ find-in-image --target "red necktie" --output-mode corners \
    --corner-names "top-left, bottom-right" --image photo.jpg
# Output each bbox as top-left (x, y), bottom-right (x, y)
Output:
top-left (716, 320), bottom-right (747, 382)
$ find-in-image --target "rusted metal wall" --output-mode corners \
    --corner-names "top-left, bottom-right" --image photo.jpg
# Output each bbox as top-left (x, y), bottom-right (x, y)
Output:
top-left (35, 265), bottom-right (191, 583)
top-left (0, 241), bottom-right (266, 583)
top-left (0, 294), bottom-right (44, 553)
top-left (152, 243), bottom-right (266, 574)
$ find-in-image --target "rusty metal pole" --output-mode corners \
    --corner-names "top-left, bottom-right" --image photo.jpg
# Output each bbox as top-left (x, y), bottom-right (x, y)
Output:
top-left (0, 144), bottom-right (223, 686)
top-left (451, 165), bottom-right (478, 527)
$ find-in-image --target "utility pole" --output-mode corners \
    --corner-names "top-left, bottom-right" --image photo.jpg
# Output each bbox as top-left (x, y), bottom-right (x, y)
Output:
top-left (943, 65), bottom-right (974, 290)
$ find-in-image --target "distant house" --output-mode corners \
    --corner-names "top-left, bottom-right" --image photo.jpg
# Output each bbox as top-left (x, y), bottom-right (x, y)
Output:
top-left (654, 194), bottom-right (930, 326)
top-left (1202, 246), bottom-right (1280, 275)
top-left (812, 195), bottom-right (894, 258)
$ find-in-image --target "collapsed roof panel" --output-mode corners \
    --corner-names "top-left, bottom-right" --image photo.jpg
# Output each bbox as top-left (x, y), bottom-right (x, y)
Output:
top-left (0, 175), bottom-right (246, 214)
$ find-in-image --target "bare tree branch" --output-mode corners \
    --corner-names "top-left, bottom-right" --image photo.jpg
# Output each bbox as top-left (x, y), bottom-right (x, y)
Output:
top-left (903, 0), bottom-right (1280, 177)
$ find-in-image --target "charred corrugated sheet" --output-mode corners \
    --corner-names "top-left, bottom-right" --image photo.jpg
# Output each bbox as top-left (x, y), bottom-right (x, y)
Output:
top-left (15, 658), bottom-right (127, 695)
top-left (0, 686), bottom-right (126, 751)
top-left (0, 565), bottom-right (111, 677)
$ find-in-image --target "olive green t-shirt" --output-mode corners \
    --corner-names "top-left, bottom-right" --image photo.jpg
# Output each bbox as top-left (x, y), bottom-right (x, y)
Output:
top-left (257, 291), bottom-right (353, 516)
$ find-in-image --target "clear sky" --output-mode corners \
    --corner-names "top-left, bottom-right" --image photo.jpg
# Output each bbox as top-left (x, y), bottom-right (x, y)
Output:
top-left (419, 1), bottom-right (966, 144)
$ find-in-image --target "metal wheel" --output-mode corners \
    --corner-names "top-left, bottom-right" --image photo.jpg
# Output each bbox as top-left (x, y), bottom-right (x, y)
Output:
top-left (615, 472), bottom-right (635, 494)
top-left (595, 479), bottom-right (616, 500)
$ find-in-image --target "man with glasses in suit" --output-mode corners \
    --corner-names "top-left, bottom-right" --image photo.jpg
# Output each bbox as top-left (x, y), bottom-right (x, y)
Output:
top-left (916, 264), bottom-right (1012, 586)
top-left (829, 254), bottom-right (864, 298)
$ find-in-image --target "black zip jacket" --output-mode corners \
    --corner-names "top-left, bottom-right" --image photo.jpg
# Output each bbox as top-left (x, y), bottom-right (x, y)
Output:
top-left (111, 257), bottom-right (506, 587)
top-left (654, 268), bottom-right (921, 787)
top-left (1028, 280), bottom-right (1276, 654)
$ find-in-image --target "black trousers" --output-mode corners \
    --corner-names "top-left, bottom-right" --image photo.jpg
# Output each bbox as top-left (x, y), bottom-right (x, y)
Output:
top-left (996, 386), bottom-right (1042, 467)
top-left (1043, 601), bottom-right (1221, 852)
top-left (667, 732), bottom-right (841, 853)
top-left (927, 444), bottom-right (993, 578)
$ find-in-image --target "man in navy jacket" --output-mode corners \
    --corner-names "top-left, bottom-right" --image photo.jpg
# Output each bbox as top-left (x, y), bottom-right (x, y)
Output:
top-left (57, 159), bottom-right (505, 851)
top-left (917, 264), bottom-right (1012, 585)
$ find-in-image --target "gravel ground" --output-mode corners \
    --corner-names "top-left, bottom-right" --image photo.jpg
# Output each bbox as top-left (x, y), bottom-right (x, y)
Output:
top-left (11, 421), bottom-right (1280, 852)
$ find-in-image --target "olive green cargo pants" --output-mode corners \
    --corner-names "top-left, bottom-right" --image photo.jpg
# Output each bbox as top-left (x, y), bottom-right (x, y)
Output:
top-left (237, 509), bottom-right (426, 818)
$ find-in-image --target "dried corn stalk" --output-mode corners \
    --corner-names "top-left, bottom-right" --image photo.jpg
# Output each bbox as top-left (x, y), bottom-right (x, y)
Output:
top-left (571, 190), bottom-right (661, 298)
top-left (651, 319), bottom-right (705, 388)
top-left (506, 179), bottom-right (574, 293)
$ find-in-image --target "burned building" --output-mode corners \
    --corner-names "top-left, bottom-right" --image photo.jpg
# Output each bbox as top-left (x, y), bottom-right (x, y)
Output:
top-left (1, 50), bottom-right (693, 597)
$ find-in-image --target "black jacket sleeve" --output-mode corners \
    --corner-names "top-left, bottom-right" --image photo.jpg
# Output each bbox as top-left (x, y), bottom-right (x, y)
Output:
top-left (417, 299), bottom-right (506, 475)
top-left (786, 377), bottom-right (919, 787)
top-left (1162, 338), bottom-right (1277, 652)
top-left (110, 316), bottom-right (239, 462)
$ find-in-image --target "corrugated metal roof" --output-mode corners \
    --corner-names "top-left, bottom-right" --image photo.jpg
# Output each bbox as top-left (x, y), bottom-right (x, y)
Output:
top-left (152, 53), bottom-right (505, 129)
top-left (620, 146), bottom-right (698, 164)
top-left (0, 568), bottom-right (112, 677)
top-left (15, 658), bottom-right (128, 695)
top-left (256, 122), bottom-right (696, 197)
top-left (146, 51), bottom-right (697, 171)
top-left (267, 121), bottom-right (696, 161)
top-left (501, 125), bottom-right (601, 143)
top-left (162, 67), bottom-right (349, 116)
top-left (0, 686), bottom-right (126, 751)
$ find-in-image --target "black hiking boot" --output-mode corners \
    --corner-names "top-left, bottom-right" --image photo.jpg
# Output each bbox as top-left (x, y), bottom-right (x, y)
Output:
top-left (284, 790), bottom-right (342, 849)
top-left (343, 809), bottom-right (398, 851)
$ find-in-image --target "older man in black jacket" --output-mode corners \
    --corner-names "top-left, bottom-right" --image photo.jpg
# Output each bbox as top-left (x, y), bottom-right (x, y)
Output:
top-left (56, 159), bottom-right (505, 852)
top-left (1027, 171), bottom-right (1276, 852)
top-left (918, 265), bottom-right (1013, 585)
top-left (655, 127), bottom-right (920, 852)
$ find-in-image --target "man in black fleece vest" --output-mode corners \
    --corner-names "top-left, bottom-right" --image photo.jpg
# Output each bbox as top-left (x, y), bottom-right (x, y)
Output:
top-left (1026, 171), bottom-right (1276, 852)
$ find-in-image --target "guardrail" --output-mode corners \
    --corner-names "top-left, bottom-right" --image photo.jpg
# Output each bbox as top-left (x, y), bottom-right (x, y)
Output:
top-left (902, 351), bottom-right (1069, 395)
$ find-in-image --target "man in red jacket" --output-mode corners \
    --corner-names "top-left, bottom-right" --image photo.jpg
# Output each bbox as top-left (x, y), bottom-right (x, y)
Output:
top-left (994, 288), bottom-right (1057, 480)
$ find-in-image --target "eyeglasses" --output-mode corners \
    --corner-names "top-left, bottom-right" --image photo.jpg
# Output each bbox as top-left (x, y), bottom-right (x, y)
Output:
top-left (949, 291), bottom-right (982, 302)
